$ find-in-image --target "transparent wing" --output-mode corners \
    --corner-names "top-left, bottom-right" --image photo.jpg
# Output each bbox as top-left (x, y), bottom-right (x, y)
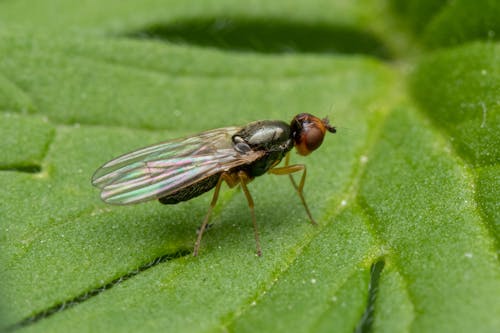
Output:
top-left (92, 127), bottom-right (263, 205)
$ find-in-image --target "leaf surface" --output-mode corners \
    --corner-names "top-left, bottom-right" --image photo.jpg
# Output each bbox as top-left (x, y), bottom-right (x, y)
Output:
top-left (0, 1), bottom-right (498, 333)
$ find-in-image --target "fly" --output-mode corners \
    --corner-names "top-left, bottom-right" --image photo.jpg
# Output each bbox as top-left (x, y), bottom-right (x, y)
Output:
top-left (92, 113), bottom-right (336, 256)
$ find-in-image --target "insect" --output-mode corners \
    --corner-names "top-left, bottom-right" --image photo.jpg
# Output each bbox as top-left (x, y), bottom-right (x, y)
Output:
top-left (92, 113), bottom-right (336, 256)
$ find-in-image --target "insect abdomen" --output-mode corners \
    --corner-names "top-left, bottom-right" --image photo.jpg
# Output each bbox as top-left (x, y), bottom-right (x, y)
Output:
top-left (159, 173), bottom-right (220, 205)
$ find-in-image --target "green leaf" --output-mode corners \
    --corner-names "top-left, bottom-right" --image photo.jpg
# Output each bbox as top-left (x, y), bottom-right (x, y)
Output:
top-left (389, 0), bottom-right (448, 34)
top-left (422, 0), bottom-right (500, 48)
top-left (0, 1), bottom-right (499, 333)
top-left (411, 42), bottom-right (500, 165)
top-left (390, 0), bottom-right (500, 48)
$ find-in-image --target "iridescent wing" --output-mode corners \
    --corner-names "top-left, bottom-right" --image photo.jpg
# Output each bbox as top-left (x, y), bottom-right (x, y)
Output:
top-left (92, 127), bottom-right (264, 205)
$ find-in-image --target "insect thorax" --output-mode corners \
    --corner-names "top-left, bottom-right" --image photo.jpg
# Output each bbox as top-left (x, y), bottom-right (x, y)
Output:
top-left (233, 120), bottom-right (293, 177)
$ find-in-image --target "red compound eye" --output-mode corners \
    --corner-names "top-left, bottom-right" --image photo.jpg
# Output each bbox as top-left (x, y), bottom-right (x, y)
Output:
top-left (290, 113), bottom-right (336, 156)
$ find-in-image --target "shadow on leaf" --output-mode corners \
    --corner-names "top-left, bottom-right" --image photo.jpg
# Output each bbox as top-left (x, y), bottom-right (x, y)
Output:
top-left (127, 16), bottom-right (392, 60)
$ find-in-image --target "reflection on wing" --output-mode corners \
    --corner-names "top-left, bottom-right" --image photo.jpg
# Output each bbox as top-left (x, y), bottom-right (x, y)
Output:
top-left (92, 127), bottom-right (263, 205)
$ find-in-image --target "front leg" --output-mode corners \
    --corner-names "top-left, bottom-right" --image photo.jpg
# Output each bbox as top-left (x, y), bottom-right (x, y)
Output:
top-left (268, 160), bottom-right (317, 225)
top-left (284, 153), bottom-right (299, 191)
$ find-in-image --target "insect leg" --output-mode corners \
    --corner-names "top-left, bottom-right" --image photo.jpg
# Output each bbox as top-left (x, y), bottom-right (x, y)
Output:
top-left (238, 171), bottom-right (262, 257)
top-left (193, 173), bottom-right (227, 257)
top-left (284, 153), bottom-right (299, 191)
top-left (268, 164), bottom-right (317, 225)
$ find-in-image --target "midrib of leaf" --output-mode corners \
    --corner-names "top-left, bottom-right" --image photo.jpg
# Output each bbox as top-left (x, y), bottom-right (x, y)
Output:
top-left (475, 167), bottom-right (500, 255)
